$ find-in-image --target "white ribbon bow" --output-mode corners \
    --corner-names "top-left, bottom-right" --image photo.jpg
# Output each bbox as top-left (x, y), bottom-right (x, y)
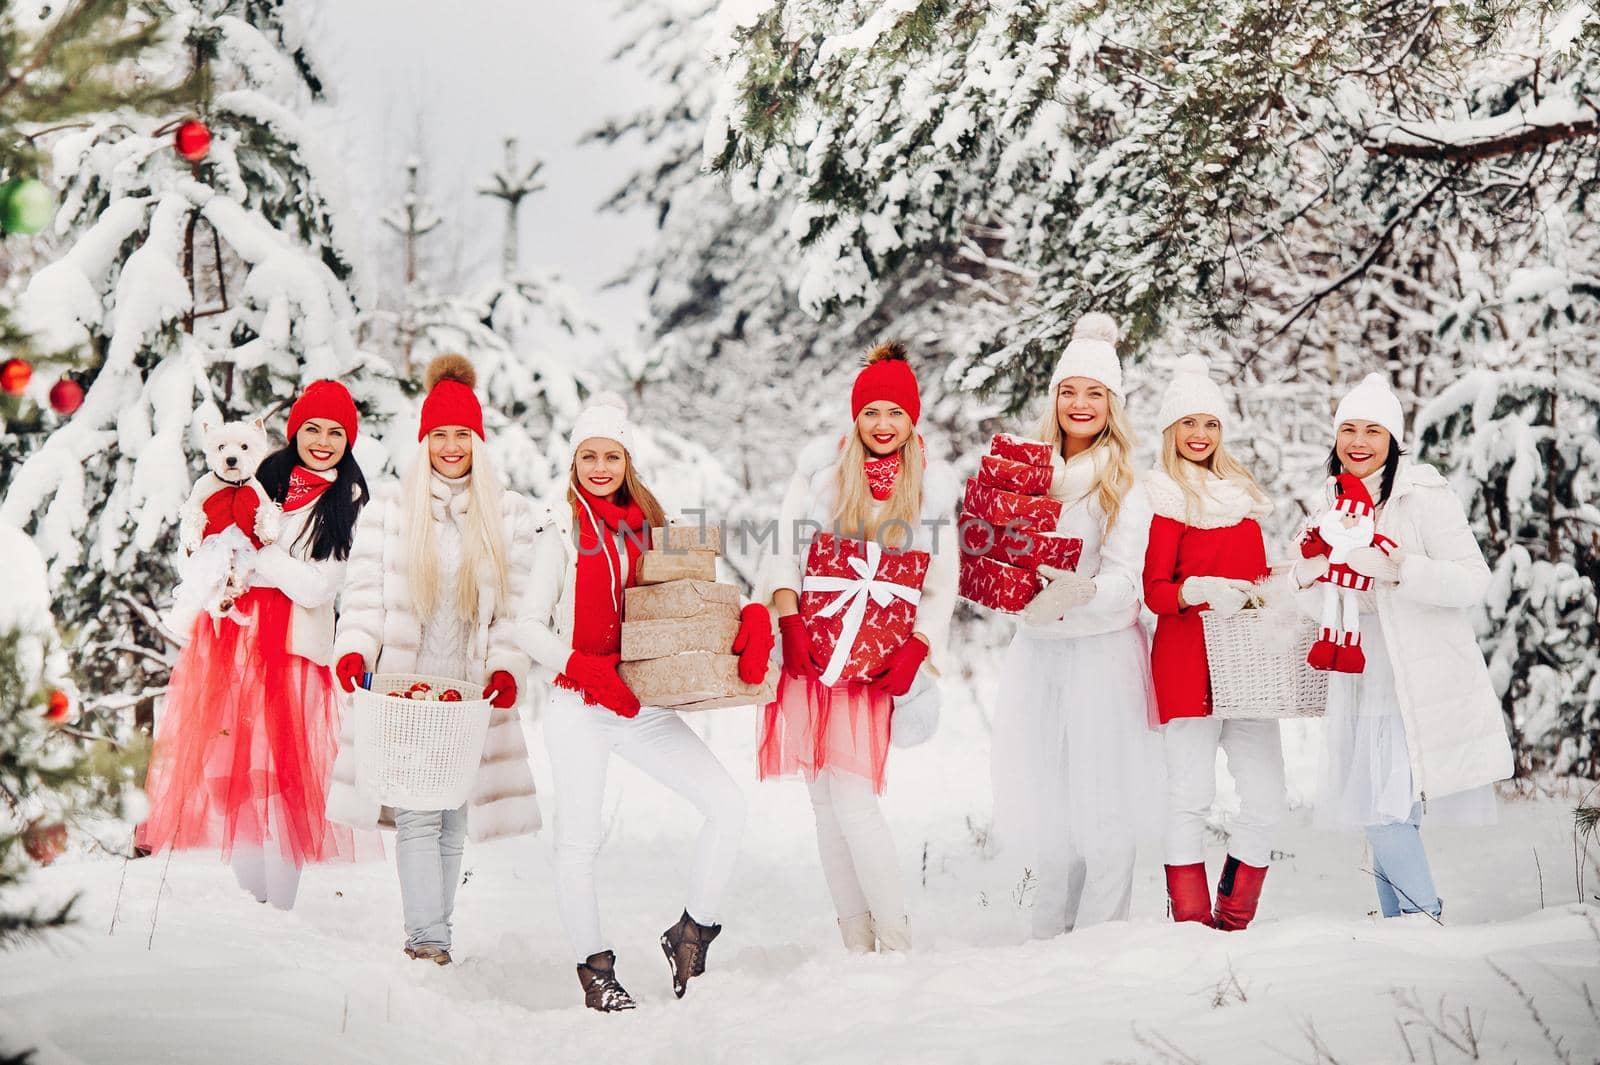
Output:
top-left (800, 539), bottom-right (923, 687)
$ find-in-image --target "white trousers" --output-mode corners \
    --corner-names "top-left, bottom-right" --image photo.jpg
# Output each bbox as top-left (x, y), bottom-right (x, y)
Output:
top-left (543, 688), bottom-right (746, 962)
top-left (230, 845), bottom-right (301, 910)
top-left (807, 769), bottom-right (906, 925)
top-left (1030, 842), bottom-right (1135, 938)
top-left (1163, 716), bottom-right (1286, 868)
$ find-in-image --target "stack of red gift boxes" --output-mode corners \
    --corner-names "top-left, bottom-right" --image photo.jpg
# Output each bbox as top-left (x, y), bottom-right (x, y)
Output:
top-left (957, 433), bottom-right (1084, 613)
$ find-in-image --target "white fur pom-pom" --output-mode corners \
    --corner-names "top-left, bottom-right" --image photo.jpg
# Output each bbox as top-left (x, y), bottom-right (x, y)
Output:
top-left (1072, 312), bottom-right (1119, 345)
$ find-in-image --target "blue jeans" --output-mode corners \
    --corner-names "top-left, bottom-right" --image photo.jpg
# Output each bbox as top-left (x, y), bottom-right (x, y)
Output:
top-left (1364, 802), bottom-right (1441, 918)
top-left (394, 804), bottom-right (468, 949)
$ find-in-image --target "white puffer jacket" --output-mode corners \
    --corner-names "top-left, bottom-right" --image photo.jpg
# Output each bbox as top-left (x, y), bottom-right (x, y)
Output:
top-left (250, 469), bottom-right (358, 666)
top-left (1017, 447), bottom-right (1152, 640)
top-left (515, 500), bottom-right (594, 684)
top-left (754, 435), bottom-right (959, 674)
top-left (1298, 459), bottom-right (1513, 803)
top-left (326, 474), bottom-right (541, 842)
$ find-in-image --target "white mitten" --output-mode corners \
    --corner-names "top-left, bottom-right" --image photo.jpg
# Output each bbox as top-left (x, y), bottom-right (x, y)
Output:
top-left (1181, 575), bottom-right (1252, 614)
top-left (254, 496), bottom-right (283, 546)
top-left (1346, 545), bottom-right (1403, 583)
top-left (1291, 556), bottom-right (1331, 588)
top-left (1022, 566), bottom-right (1096, 623)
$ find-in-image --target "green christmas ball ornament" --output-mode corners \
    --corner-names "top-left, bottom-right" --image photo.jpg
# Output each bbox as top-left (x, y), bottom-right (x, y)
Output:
top-left (0, 177), bottom-right (57, 236)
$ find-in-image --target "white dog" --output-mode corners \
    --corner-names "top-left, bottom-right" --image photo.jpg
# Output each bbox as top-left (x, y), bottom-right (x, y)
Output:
top-left (168, 417), bottom-right (282, 635)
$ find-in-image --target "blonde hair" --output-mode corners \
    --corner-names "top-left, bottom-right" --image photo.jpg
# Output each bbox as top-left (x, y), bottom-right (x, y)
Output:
top-left (403, 439), bottom-right (512, 623)
top-left (833, 430), bottom-right (924, 549)
top-left (1032, 389), bottom-right (1138, 530)
top-left (565, 448), bottom-right (667, 534)
top-left (1159, 424), bottom-right (1269, 522)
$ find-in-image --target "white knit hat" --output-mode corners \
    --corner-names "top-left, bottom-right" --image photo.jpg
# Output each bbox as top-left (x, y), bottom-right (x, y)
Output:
top-left (1155, 353), bottom-right (1230, 433)
top-left (568, 391), bottom-right (634, 456)
top-left (1332, 372), bottom-right (1405, 444)
top-left (1048, 313), bottom-right (1123, 397)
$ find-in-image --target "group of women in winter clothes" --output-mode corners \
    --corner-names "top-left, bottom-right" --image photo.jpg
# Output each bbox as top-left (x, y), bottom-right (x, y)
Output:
top-left (990, 314), bottom-right (1511, 937)
top-left (138, 317), bottom-right (1513, 1013)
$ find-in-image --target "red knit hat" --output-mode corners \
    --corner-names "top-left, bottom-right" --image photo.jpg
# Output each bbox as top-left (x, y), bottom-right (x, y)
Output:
top-left (417, 354), bottom-right (484, 440)
top-left (1332, 473), bottom-right (1375, 518)
top-left (851, 341), bottom-right (921, 424)
top-left (286, 379), bottom-right (359, 444)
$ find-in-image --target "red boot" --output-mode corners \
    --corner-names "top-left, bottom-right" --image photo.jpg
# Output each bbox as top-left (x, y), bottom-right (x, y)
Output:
top-left (1165, 863), bottom-right (1215, 926)
top-left (1333, 632), bottom-right (1366, 673)
top-left (1213, 855), bottom-right (1268, 931)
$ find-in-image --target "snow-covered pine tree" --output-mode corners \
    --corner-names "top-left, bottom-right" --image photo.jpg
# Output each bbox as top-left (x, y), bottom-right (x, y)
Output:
top-left (707, 0), bottom-right (1600, 413)
top-left (0, 0), bottom-right (398, 732)
top-left (1415, 368), bottom-right (1600, 777)
top-left (474, 137), bottom-right (606, 501)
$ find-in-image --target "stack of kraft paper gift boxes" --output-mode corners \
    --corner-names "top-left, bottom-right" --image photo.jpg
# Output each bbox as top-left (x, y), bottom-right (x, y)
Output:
top-left (617, 522), bottom-right (775, 709)
top-left (957, 433), bottom-right (1084, 613)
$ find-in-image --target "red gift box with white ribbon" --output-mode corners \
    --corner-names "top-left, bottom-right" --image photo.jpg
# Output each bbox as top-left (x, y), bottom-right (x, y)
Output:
top-left (800, 532), bottom-right (930, 686)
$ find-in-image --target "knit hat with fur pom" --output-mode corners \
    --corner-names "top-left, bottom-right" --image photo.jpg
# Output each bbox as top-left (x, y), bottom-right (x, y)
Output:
top-left (417, 354), bottom-right (484, 440)
top-left (1048, 313), bottom-right (1124, 397)
top-left (850, 341), bottom-right (921, 423)
top-left (1332, 372), bottom-right (1405, 445)
top-left (1155, 353), bottom-right (1231, 433)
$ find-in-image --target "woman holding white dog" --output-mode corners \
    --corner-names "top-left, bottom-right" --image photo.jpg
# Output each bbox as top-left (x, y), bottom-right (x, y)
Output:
top-left (327, 355), bottom-right (541, 964)
top-left (139, 380), bottom-right (372, 910)
top-left (1293, 373), bottom-right (1510, 922)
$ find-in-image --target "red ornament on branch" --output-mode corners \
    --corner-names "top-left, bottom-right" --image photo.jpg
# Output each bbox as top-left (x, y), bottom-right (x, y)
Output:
top-left (175, 119), bottom-right (212, 162)
top-left (1, 357), bottom-right (30, 395)
top-left (44, 689), bottom-right (72, 724)
top-left (49, 378), bottom-right (84, 415)
top-left (23, 820), bottom-right (68, 866)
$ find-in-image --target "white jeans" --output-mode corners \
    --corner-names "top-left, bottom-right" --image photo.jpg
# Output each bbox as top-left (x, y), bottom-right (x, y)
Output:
top-left (1163, 716), bottom-right (1286, 868)
top-left (807, 769), bottom-right (906, 925)
top-left (230, 845), bottom-right (301, 911)
top-left (1030, 843), bottom-right (1135, 938)
top-left (543, 688), bottom-right (746, 962)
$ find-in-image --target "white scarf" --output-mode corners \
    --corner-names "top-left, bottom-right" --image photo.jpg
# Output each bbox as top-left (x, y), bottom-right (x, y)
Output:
top-left (428, 470), bottom-right (471, 526)
top-left (1144, 464), bottom-right (1272, 529)
top-left (1051, 446), bottom-right (1112, 506)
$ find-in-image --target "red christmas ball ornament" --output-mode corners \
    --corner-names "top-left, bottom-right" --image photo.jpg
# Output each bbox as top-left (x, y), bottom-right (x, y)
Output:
top-left (23, 819), bottom-right (68, 866)
top-left (43, 689), bottom-right (71, 724)
top-left (175, 119), bottom-right (212, 162)
top-left (1, 357), bottom-right (30, 395)
top-left (49, 378), bottom-right (84, 415)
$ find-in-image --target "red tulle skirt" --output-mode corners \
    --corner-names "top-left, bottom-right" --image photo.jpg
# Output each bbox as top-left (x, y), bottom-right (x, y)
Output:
top-left (758, 671), bottom-right (893, 794)
top-left (137, 587), bottom-right (360, 867)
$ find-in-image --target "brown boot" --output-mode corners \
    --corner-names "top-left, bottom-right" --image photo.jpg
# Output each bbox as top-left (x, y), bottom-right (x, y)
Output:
top-left (403, 945), bottom-right (452, 966)
top-left (577, 950), bottom-right (638, 1012)
top-left (660, 909), bottom-right (721, 999)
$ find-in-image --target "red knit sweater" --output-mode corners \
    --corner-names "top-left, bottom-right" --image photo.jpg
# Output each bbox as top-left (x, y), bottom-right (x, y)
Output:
top-left (1143, 513), bottom-right (1269, 723)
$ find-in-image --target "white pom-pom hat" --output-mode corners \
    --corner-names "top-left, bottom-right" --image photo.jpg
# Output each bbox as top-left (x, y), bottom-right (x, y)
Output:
top-left (1156, 353), bottom-right (1231, 434)
top-left (1048, 312), bottom-right (1124, 397)
top-left (569, 391), bottom-right (635, 456)
top-left (1333, 372), bottom-right (1405, 444)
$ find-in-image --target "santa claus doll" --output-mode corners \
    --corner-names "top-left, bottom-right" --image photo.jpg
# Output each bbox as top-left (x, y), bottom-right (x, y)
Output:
top-left (1299, 473), bottom-right (1396, 673)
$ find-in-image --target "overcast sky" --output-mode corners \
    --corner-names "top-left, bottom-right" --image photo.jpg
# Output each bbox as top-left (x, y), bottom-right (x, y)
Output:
top-left (307, 1), bottom-right (666, 339)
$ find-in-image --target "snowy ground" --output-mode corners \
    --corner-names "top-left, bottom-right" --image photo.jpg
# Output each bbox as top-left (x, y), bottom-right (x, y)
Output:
top-left (4, 692), bottom-right (1598, 1065)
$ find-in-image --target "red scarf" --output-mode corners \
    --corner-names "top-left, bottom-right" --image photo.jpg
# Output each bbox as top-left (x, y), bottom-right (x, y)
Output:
top-left (565, 488), bottom-right (651, 658)
top-left (285, 466), bottom-right (334, 513)
top-left (864, 453), bottom-right (901, 501)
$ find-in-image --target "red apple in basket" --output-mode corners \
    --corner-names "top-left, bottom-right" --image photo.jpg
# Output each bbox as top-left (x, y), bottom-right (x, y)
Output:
top-left (387, 690), bottom-right (406, 698)
top-left (440, 689), bottom-right (461, 702)
top-left (410, 682), bottom-right (431, 693)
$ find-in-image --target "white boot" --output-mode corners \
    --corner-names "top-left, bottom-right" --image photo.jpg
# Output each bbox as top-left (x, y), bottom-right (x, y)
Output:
top-left (838, 913), bottom-right (876, 953)
top-left (875, 915), bottom-right (912, 952)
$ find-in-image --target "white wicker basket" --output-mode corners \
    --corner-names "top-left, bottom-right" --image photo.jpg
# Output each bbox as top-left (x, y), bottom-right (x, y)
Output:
top-left (350, 674), bottom-right (492, 810)
top-left (1201, 609), bottom-right (1329, 720)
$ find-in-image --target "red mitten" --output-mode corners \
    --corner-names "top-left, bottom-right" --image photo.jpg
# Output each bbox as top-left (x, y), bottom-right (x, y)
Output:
top-left (869, 637), bottom-right (929, 697)
top-left (1299, 526), bottom-right (1329, 559)
top-left (335, 653), bottom-right (366, 694)
top-left (731, 603), bottom-right (774, 685)
top-left (565, 652), bottom-right (641, 718)
top-left (778, 613), bottom-right (815, 679)
top-left (482, 670), bottom-right (518, 710)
